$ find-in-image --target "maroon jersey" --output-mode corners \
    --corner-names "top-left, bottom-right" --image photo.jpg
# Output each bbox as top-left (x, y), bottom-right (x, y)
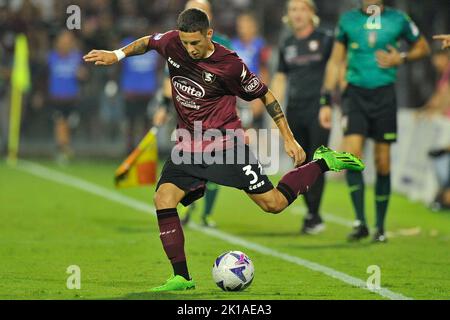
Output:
top-left (147, 30), bottom-right (268, 151)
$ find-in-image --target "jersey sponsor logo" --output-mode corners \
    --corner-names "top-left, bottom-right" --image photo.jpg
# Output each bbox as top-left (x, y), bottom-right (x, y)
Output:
top-left (168, 56), bottom-right (180, 69)
top-left (172, 76), bottom-right (205, 99)
top-left (243, 77), bottom-right (261, 93)
top-left (350, 42), bottom-right (359, 49)
top-left (175, 95), bottom-right (200, 110)
top-left (202, 71), bottom-right (216, 84)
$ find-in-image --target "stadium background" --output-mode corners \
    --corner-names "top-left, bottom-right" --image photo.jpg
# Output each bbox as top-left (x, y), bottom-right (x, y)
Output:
top-left (0, 0), bottom-right (450, 300)
top-left (0, 0), bottom-right (448, 156)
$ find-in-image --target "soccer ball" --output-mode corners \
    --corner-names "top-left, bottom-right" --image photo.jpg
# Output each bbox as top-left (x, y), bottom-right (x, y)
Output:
top-left (212, 250), bottom-right (254, 291)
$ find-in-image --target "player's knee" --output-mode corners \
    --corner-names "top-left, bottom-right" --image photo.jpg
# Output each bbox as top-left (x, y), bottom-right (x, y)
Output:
top-left (261, 199), bottom-right (283, 214)
top-left (154, 190), bottom-right (178, 209)
top-left (375, 155), bottom-right (390, 175)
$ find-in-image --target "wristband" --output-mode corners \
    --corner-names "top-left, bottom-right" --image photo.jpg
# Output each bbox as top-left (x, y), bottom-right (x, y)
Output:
top-left (113, 49), bottom-right (126, 61)
top-left (320, 92), bottom-right (332, 107)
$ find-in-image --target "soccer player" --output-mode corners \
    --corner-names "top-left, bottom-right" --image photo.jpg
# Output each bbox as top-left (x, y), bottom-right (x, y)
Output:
top-left (154, 0), bottom-right (232, 228)
top-left (319, 0), bottom-right (430, 242)
top-left (272, 0), bottom-right (333, 234)
top-left (434, 34), bottom-right (450, 50)
top-left (84, 8), bottom-right (364, 291)
top-left (47, 31), bottom-right (86, 164)
top-left (232, 12), bottom-right (270, 130)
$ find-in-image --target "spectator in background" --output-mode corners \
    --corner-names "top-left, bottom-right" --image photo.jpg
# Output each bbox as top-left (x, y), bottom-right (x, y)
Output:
top-left (47, 30), bottom-right (86, 164)
top-left (120, 20), bottom-right (161, 154)
top-left (271, 0), bottom-right (333, 234)
top-left (428, 146), bottom-right (450, 212)
top-left (418, 48), bottom-right (450, 119)
top-left (232, 12), bottom-right (270, 129)
top-left (418, 47), bottom-right (450, 212)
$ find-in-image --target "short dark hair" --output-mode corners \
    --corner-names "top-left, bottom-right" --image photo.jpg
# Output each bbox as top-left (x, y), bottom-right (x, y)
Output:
top-left (177, 8), bottom-right (210, 34)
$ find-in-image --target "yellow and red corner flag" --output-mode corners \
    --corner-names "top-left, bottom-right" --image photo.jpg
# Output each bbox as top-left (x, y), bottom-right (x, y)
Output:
top-left (114, 127), bottom-right (159, 188)
top-left (8, 33), bottom-right (30, 166)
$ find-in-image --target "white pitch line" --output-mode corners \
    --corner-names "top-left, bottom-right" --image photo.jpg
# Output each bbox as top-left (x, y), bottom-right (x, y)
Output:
top-left (15, 160), bottom-right (412, 300)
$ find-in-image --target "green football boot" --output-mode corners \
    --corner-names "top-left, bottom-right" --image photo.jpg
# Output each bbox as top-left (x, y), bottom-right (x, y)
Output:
top-left (150, 275), bottom-right (195, 292)
top-left (313, 146), bottom-right (365, 172)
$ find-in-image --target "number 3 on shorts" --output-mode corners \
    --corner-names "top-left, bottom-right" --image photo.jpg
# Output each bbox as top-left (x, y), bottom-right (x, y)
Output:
top-left (242, 165), bottom-right (258, 184)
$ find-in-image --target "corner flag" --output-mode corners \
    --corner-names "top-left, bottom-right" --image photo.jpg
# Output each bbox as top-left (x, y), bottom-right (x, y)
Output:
top-left (115, 127), bottom-right (159, 188)
top-left (8, 34), bottom-right (30, 165)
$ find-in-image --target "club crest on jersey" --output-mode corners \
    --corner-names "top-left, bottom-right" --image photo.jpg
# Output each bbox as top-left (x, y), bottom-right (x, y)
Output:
top-left (308, 40), bottom-right (319, 52)
top-left (202, 71), bottom-right (216, 84)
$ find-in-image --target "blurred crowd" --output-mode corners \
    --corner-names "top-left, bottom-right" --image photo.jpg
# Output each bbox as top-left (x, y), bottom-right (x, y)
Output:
top-left (0, 0), bottom-right (448, 162)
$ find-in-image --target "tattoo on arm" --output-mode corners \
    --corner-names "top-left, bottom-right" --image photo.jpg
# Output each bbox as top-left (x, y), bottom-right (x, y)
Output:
top-left (266, 101), bottom-right (285, 124)
top-left (122, 37), bottom-right (150, 57)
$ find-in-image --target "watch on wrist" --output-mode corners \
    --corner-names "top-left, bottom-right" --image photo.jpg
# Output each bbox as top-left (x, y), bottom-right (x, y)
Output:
top-left (399, 52), bottom-right (408, 64)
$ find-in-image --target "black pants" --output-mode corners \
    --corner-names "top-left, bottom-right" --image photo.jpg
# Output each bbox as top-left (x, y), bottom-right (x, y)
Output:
top-left (287, 101), bottom-right (330, 216)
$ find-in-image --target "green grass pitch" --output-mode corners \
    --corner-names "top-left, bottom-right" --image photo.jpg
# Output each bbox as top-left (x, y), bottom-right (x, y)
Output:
top-left (0, 159), bottom-right (449, 300)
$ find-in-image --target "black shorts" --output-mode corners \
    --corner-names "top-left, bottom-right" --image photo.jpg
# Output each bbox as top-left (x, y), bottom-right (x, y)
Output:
top-left (287, 100), bottom-right (330, 161)
top-left (342, 84), bottom-right (397, 143)
top-left (124, 95), bottom-right (153, 120)
top-left (156, 143), bottom-right (274, 206)
top-left (51, 99), bottom-right (77, 119)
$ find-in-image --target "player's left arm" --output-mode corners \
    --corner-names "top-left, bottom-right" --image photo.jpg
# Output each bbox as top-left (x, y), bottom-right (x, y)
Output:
top-left (260, 90), bottom-right (306, 167)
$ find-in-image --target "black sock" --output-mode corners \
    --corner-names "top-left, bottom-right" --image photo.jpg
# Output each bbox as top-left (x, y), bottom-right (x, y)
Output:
top-left (346, 171), bottom-right (366, 225)
top-left (375, 174), bottom-right (391, 233)
top-left (172, 261), bottom-right (190, 280)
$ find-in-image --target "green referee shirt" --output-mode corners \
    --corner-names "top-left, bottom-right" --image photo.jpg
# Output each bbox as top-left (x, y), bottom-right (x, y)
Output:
top-left (336, 7), bottom-right (421, 89)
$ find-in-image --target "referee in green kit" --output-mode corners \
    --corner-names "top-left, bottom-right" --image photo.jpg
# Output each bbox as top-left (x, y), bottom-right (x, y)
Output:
top-left (319, 0), bottom-right (430, 242)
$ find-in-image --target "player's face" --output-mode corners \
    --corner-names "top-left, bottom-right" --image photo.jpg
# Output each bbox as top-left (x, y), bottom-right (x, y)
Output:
top-left (56, 31), bottom-right (75, 55)
top-left (287, 0), bottom-right (314, 31)
top-left (361, 0), bottom-right (383, 11)
top-left (179, 29), bottom-right (213, 59)
top-left (237, 15), bottom-right (258, 41)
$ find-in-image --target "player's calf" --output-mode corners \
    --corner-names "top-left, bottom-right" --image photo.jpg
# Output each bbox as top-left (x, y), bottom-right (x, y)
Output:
top-left (250, 189), bottom-right (288, 214)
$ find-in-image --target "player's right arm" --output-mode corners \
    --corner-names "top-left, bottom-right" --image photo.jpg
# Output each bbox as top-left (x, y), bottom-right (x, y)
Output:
top-left (83, 36), bottom-right (151, 66)
top-left (319, 41), bottom-right (347, 129)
